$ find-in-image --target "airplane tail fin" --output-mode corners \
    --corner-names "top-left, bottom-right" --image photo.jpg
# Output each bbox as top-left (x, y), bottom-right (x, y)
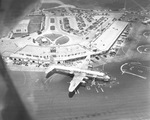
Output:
top-left (49, 55), bottom-right (55, 64)
top-left (80, 55), bottom-right (91, 69)
top-left (84, 55), bottom-right (91, 63)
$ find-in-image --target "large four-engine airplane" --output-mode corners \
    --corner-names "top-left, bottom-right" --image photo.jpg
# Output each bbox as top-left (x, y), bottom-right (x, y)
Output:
top-left (45, 55), bottom-right (112, 98)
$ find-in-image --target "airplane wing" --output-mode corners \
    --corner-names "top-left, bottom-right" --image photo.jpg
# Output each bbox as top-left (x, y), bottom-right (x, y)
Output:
top-left (68, 73), bottom-right (86, 92)
top-left (45, 63), bottom-right (111, 98)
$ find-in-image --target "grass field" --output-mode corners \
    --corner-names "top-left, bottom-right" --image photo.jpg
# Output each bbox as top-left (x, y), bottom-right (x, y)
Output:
top-left (28, 15), bottom-right (43, 34)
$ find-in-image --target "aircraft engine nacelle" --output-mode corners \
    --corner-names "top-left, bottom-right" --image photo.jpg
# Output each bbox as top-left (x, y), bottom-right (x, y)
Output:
top-left (104, 75), bottom-right (110, 81)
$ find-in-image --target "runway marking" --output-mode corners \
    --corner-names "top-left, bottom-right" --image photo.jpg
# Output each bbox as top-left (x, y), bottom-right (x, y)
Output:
top-left (120, 62), bottom-right (147, 80)
top-left (137, 45), bottom-right (150, 54)
top-left (121, 47), bottom-right (126, 55)
top-left (123, 70), bottom-right (147, 80)
top-left (100, 87), bottom-right (104, 92)
top-left (120, 63), bottom-right (128, 74)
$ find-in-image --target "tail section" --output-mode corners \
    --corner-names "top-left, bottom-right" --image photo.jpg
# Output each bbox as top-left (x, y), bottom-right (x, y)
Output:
top-left (85, 55), bottom-right (91, 63)
top-left (80, 55), bottom-right (91, 69)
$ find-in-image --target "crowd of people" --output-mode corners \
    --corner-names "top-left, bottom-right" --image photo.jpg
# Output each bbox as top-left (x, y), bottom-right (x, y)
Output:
top-left (5, 57), bottom-right (50, 68)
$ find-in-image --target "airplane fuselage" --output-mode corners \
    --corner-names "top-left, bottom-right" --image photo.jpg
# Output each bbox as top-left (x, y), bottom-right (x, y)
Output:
top-left (45, 63), bottom-right (112, 98)
top-left (45, 64), bottom-right (110, 80)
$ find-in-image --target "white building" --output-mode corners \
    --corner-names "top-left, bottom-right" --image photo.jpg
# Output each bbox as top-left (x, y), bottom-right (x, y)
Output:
top-left (92, 21), bottom-right (128, 52)
top-left (13, 19), bottom-right (30, 33)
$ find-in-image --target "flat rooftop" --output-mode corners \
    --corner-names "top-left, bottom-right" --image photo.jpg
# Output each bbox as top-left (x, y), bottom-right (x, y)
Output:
top-left (15, 45), bottom-right (50, 56)
top-left (56, 44), bottom-right (86, 54)
top-left (13, 19), bottom-right (30, 30)
top-left (93, 21), bottom-right (128, 51)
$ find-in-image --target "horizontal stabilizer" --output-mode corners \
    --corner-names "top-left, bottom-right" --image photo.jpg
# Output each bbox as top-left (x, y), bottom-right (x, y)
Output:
top-left (45, 69), bottom-right (56, 78)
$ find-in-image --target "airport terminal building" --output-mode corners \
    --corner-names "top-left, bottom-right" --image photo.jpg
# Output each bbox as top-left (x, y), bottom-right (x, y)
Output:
top-left (5, 6), bottom-right (129, 66)
top-left (9, 22), bottom-right (129, 65)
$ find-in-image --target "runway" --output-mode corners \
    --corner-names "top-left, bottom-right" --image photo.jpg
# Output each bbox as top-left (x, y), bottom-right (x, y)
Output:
top-left (8, 61), bottom-right (150, 120)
